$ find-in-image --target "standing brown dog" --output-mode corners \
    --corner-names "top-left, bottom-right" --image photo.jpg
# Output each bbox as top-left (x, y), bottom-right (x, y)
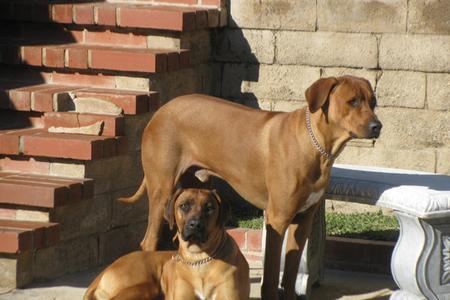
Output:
top-left (120, 75), bottom-right (382, 299)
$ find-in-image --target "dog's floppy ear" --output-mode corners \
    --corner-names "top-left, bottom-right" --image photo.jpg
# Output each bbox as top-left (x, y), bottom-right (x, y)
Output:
top-left (211, 189), bottom-right (230, 228)
top-left (164, 188), bottom-right (184, 230)
top-left (305, 77), bottom-right (338, 113)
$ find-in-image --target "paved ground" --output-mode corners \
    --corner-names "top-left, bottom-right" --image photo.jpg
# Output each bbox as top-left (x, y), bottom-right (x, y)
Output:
top-left (0, 262), bottom-right (396, 300)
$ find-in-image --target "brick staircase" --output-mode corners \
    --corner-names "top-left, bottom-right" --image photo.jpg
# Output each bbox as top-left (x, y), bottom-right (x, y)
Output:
top-left (0, 0), bottom-right (225, 290)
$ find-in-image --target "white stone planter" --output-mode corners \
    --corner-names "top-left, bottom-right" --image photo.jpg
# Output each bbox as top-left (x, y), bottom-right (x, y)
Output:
top-left (378, 186), bottom-right (450, 300)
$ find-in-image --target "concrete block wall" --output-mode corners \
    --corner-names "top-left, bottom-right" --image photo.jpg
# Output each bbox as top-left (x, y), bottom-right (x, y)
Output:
top-left (213, 0), bottom-right (450, 174)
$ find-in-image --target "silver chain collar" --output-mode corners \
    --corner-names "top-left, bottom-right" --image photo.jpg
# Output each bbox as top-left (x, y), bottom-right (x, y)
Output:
top-left (305, 107), bottom-right (336, 161)
top-left (172, 235), bottom-right (227, 268)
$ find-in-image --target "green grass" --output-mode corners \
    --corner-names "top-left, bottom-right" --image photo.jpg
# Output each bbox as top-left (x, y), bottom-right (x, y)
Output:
top-left (231, 210), bottom-right (399, 241)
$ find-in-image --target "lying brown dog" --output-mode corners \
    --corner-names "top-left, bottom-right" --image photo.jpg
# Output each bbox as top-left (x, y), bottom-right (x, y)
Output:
top-left (85, 188), bottom-right (249, 300)
top-left (83, 250), bottom-right (174, 300)
top-left (121, 75), bottom-right (382, 299)
top-left (162, 188), bottom-right (249, 300)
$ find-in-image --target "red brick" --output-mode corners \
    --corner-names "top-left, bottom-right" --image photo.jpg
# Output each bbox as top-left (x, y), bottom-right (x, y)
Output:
top-left (8, 87), bottom-right (32, 111)
top-left (74, 5), bottom-right (94, 24)
top-left (0, 134), bottom-right (20, 155)
top-left (247, 229), bottom-right (262, 251)
top-left (207, 9), bottom-right (220, 27)
top-left (32, 85), bottom-right (81, 112)
top-left (219, 8), bottom-right (227, 27)
top-left (84, 30), bottom-right (147, 48)
top-left (73, 88), bottom-right (152, 114)
top-left (119, 7), bottom-right (195, 31)
top-left (22, 132), bottom-right (117, 160)
top-left (195, 10), bottom-right (208, 30)
top-left (0, 208), bottom-right (16, 219)
top-left (0, 229), bottom-right (33, 253)
top-left (51, 72), bottom-right (116, 88)
top-left (159, 0), bottom-right (198, 4)
top-left (227, 228), bottom-right (247, 250)
top-left (0, 220), bottom-right (59, 250)
top-left (0, 157), bottom-right (50, 175)
top-left (52, 4), bottom-right (73, 23)
top-left (95, 5), bottom-right (116, 26)
top-left (43, 112), bottom-right (124, 137)
top-left (21, 46), bottom-right (42, 66)
top-left (66, 47), bottom-right (88, 69)
top-left (44, 47), bottom-right (65, 68)
top-left (202, 0), bottom-right (223, 6)
top-left (89, 48), bottom-right (167, 73)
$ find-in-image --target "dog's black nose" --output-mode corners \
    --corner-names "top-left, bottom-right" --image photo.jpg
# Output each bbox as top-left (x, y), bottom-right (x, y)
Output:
top-left (369, 120), bottom-right (382, 136)
top-left (187, 218), bottom-right (204, 231)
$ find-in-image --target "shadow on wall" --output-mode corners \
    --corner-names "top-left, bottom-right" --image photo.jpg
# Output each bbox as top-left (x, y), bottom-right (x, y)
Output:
top-left (212, 6), bottom-right (261, 109)
top-left (0, 0), bottom-right (105, 130)
top-left (209, 7), bottom-right (263, 219)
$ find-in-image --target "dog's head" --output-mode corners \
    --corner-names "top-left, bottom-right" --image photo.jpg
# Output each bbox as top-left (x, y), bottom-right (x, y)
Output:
top-left (164, 188), bottom-right (229, 245)
top-left (305, 75), bottom-right (382, 139)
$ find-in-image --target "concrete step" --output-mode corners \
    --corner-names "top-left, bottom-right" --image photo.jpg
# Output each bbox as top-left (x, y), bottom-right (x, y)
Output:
top-left (0, 171), bottom-right (94, 208)
top-left (0, 219), bottom-right (59, 253)
top-left (0, 128), bottom-right (126, 160)
top-left (0, 41), bottom-right (191, 74)
top-left (0, 81), bottom-right (158, 115)
top-left (0, 2), bottom-right (225, 31)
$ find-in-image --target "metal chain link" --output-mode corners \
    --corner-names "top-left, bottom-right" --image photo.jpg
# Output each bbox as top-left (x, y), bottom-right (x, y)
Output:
top-left (305, 107), bottom-right (336, 161)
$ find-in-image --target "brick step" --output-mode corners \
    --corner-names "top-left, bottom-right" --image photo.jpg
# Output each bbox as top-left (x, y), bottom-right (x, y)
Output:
top-left (0, 110), bottom-right (124, 137)
top-left (0, 1), bottom-right (225, 32)
top-left (0, 41), bottom-right (191, 74)
top-left (0, 81), bottom-right (159, 115)
top-left (0, 219), bottom-right (59, 253)
top-left (0, 171), bottom-right (94, 208)
top-left (0, 128), bottom-right (126, 160)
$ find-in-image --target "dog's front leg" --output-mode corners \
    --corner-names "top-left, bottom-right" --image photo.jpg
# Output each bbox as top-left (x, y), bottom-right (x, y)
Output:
top-left (261, 209), bottom-right (291, 300)
top-left (281, 202), bottom-right (321, 300)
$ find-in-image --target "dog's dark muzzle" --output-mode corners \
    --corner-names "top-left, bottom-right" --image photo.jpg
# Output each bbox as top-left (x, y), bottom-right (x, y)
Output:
top-left (182, 218), bottom-right (207, 243)
top-left (367, 120), bottom-right (382, 138)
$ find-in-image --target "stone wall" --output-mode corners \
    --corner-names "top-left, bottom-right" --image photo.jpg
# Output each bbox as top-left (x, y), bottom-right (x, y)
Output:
top-left (213, 0), bottom-right (450, 174)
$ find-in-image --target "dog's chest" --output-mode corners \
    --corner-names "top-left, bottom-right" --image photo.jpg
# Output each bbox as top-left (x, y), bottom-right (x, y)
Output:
top-left (298, 189), bottom-right (325, 213)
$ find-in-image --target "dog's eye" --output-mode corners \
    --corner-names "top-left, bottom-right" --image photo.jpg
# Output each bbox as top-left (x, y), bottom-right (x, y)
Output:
top-left (179, 203), bottom-right (191, 212)
top-left (204, 204), bottom-right (215, 215)
top-left (348, 98), bottom-right (361, 108)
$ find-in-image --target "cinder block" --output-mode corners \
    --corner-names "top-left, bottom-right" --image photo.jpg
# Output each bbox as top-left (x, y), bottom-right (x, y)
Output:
top-left (377, 71), bottom-right (425, 108)
top-left (214, 29), bottom-right (275, 64)
top-left (33, 235), bottom-right (99, 279)
top-left (336, 145), bottom-right (436, 173)
top-left (51, 194), bottom-right (111, 241)
top-left (408, 0), bottom-right (450, 34)
top-left (222, 63), bottom-right (320, 101)
top-left (124, 113), bottom-right (154, 152)
top-left (318, 0), bottom-right (407, 33)
top-left (437, 148), bottom-right (450, 175)
top-left (321, 67), bottom-right (378, 88)
top-left (272, 100), bottom-right (305, 112)
top-left (375, 107), bottom-right (450, 149)
top-left (99, 222), bottom-right (146, 264)
top-left (276, 31), bottom-right (378, 69)
top-left (427, 73), bottom-right (450, 111)
top-left (0, 251), bottom-right (33, 290)
top-left (380, 34), bottom-right (450, 72)
top-left (111, 186), bottom-right (148, 227)
top-left (230, 0), bottom-right (316, 31)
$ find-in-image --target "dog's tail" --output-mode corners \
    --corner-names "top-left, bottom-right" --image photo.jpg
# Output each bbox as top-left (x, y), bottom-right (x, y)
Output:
top-left (118, 177), bottom-right (147, 204)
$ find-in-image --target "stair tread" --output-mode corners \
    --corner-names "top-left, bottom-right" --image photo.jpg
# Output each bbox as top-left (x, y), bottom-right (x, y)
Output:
top-left (0, 218), bottom-right (59, 253)
top-left (0, 128), bottom-right (126, 160)
top-left (0, 80), bottom-right (158, 115)
top-left (0, 171), bottom-right (94, 208)
top-left (0, 40), bottom-right (191, 73)
top-left (0, 1), bottom-right (224, 31)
